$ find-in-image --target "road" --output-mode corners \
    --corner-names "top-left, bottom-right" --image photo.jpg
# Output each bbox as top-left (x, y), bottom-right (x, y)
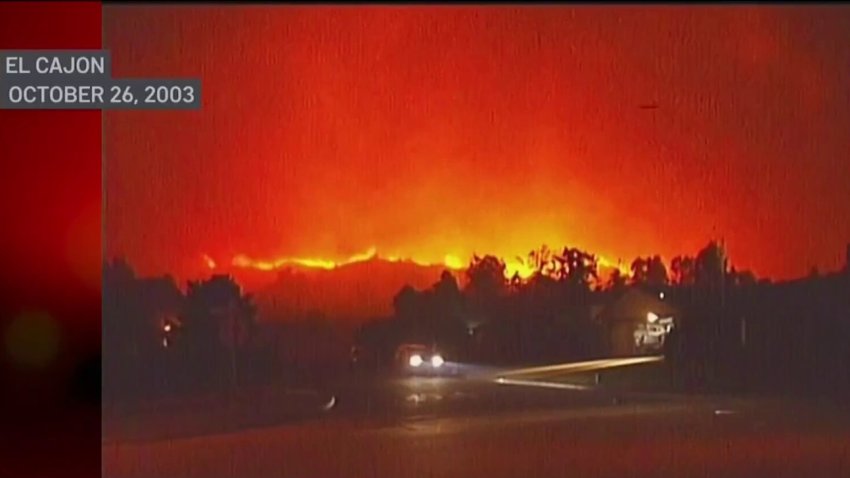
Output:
top-left (102, 361), bottom-right (850, 478)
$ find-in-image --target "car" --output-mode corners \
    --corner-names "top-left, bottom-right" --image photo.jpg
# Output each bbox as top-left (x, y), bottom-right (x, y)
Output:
top-left (394, 343), bottom-right (445, 374)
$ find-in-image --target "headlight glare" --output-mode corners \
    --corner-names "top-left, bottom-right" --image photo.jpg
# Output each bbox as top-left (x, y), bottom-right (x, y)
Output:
top-left (431, 354), bottom-right (444, 368)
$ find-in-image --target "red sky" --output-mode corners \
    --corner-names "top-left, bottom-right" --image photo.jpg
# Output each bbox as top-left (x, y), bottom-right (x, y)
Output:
top-left (104, 6), bottom-right (850, 282)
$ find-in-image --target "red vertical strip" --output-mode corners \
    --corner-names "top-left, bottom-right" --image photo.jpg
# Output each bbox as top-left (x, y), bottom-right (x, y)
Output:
top-left (0, 2), bottom-right (102, 477)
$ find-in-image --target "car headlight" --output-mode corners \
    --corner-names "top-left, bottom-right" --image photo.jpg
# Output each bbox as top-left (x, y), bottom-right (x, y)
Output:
top-left (430, 354), bottom-right (444, 368)
top-left (409, 354), bottom-right (423, 367)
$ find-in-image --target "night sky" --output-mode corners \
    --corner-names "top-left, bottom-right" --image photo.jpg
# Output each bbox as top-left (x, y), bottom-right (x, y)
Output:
top-left (104, 6), bottom-right (850, 282)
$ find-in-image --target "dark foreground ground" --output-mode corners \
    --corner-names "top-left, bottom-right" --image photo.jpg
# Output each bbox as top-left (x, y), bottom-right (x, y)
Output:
top-left (102, 361), bottom-right (850, 478)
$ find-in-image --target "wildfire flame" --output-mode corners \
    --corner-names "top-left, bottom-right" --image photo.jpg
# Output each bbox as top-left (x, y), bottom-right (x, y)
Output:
top-left (598, 256), bottom-right (629, 276)
top-left (208, 246), bottom-right (629, 281)
top-left (231, 247), bottom-right (378, 271)
top-left (229, 247), bottom-right (464, 272)
top-left (502, 256), bottom-right (627, 280)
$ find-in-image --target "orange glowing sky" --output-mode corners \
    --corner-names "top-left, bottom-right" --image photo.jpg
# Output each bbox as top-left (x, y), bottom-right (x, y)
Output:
top-left (104, 6), bottom-right (850, 283)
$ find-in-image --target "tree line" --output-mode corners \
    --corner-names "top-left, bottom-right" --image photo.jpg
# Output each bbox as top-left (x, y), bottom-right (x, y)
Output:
top-left (357, 241), bottom-right (749, 367)
top-left (104, 240), bottom-right (850, 402)
top-left (103, 258), bottom-right (263, 403)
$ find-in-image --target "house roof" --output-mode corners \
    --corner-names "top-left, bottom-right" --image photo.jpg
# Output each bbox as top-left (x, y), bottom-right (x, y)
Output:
top-left (595, 287), bottom-right (678, 323)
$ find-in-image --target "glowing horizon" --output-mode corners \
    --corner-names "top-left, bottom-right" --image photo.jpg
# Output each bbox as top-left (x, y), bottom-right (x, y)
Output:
top-left (105, 7), bottom-right (850, 284)
top-left (204, 246), bottom-right (632, 281)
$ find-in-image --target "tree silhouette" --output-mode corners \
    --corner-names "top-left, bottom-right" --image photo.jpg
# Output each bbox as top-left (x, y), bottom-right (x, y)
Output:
top-left (462, 255), bottom-right (511, 339)
top-left (646, 255), bottom-right (669, 287)
top-left (183, 274), bottom-right (257, 387)
top-left (102, 258), bottom-right (182, 357)
top-left (728, 267), bottom-right (757, 288)
top-left (103, 258), bottom-right (138, 356)
top-left (606, 268), bottom-right (628, 292)
top-left (392, 284), bottom-right (421, 321)
top-left (557, 247), bottom-right (599, 291)
top-left (465, 255), bottom-right (508, 299)
top-left (695, 241), bottom-right (727, 289)
top-left (671, 255), bottom-right (696, 285)
top-left (630, 257), bottom-right (649, 285)
top-left (432, 270), bottom-right (463, 320)
top-left (527, 245), bottom-right (559, 278)
top-left (103, 258), bottom-right (142, 399)
top-left (630, 255), bottom-right (667, 287)
top-left (103, 258), bottom-right (184, 398)
top-left (430, 271), bottom-right (468, 355)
